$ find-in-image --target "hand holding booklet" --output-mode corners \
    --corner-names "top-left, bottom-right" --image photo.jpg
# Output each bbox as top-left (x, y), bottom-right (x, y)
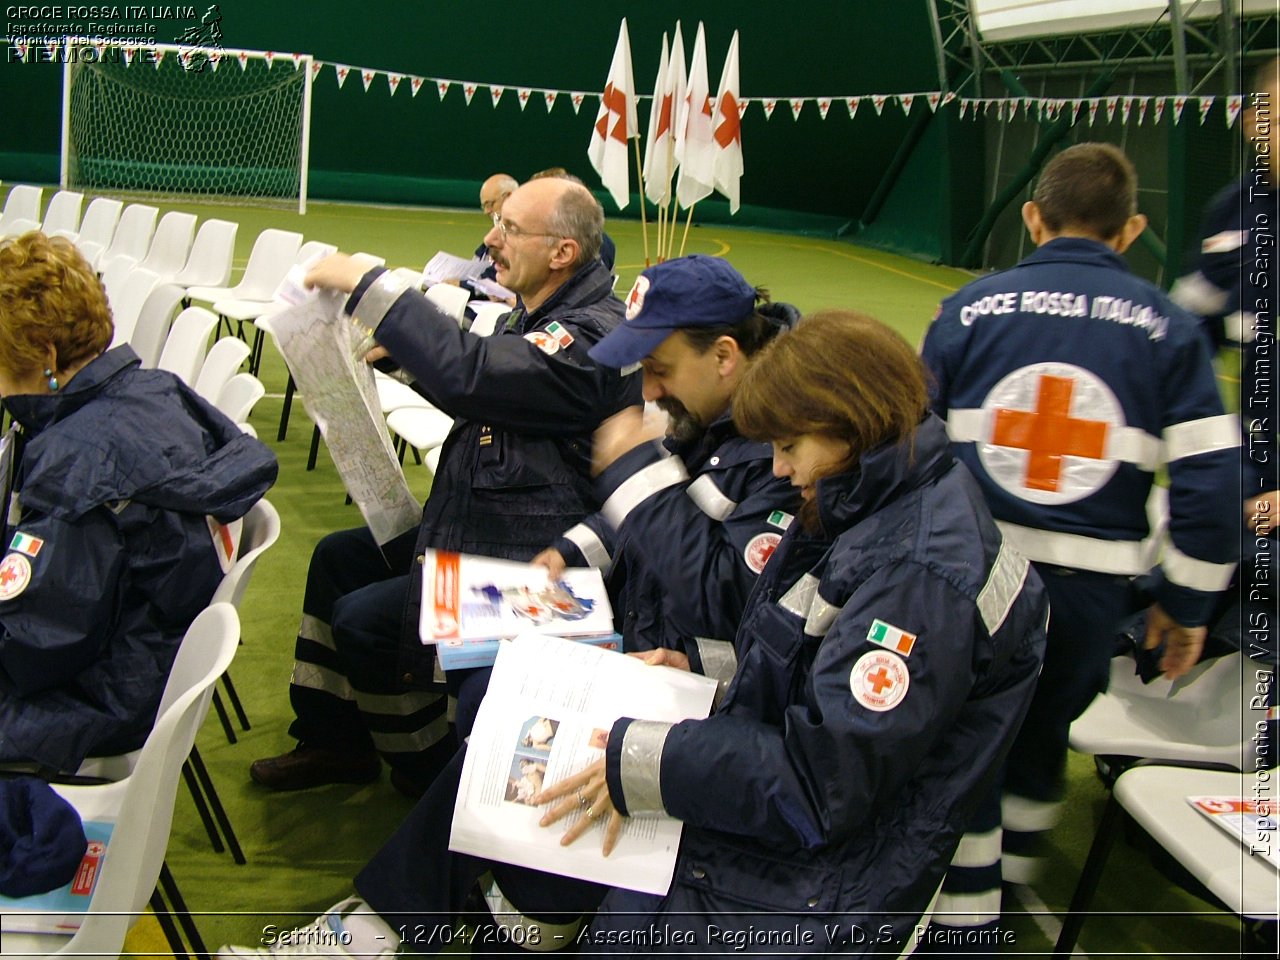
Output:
top-left (449, 634), bottom-right (718, 895)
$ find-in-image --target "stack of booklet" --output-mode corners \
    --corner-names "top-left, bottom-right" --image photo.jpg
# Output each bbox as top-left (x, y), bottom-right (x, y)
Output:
top-left (418, 550), bottom-right (620, 670)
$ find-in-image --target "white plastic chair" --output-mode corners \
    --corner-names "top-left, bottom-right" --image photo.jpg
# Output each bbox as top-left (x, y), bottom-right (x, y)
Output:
top-left (214, 373), bottom-right (265, 425)
top-left (124, 282), bottom-right (185, 368)
top-left (51, 196), bottom-right (121, 253)
top-left (185, 227), bottom-right (302, 305)
top-left (0, 603), bottom-right (240, 960)
top-left (193, 336), bottom-right (252, 404)
top-left (134, 211), bottom-right (197, 282)
top-left (106, 268), bottom-right (161, 346)
top-left (468, 300), bottom-right (512, 336)
top-left (424, 282), bottom-right (472, 325)
top-left (99, 256), bottom-right (138, 311)
top-left (170, 218), bottom-right (238, 290)
top-left (1, 189), bottom-right (83, 238)
top-left (156, 307), bottom-right (219, 386)
top-left (0, 184), bottom-right (43, 238)
top-left (387, 405), bottom-right (454, 466)
top-left (92, 203), bottom-right (158, 274)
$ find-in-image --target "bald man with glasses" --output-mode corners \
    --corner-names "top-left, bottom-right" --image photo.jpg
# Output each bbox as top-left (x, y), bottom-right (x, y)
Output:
top-left (249, 177), bottom-right (641, 797)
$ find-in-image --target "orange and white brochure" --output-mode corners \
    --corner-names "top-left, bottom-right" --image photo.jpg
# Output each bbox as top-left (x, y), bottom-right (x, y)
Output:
top-left (1187, 796), bottom-right (1280, 869)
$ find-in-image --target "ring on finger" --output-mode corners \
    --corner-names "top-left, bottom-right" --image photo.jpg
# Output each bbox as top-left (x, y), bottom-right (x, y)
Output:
top-left (577, 790), bottom-right (589, 808)
top-left (585, 806), bottom-right (598, 821)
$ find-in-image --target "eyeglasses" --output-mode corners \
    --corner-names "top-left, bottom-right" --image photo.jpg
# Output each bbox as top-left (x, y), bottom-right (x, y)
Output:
top-left (490, 216), bottom-right (562, 242)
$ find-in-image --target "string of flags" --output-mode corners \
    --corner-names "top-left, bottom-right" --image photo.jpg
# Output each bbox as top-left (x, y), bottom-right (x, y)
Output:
top-left (7, 36), bottom-right (1244, 130)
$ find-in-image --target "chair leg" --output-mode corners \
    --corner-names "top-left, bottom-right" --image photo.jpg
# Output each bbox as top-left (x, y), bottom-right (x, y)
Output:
top-left (1052, 790), bottom-right (1127, 956)
top-left (307, 423), bottom-right (322, 471)
top-left (189, 744), bottom-right (246, 865)
top-left (221, 670), bottom-right (252, 731)
top-left (159, 860), bottom-right (212, 960)
top-left (210, 688), bottom-right (237, 744)
top-left (149, 885), bottom-right (191, 960)
top-left (248, 327), bottom-right (265, 377)
top-left (181, 759), bottom-right (225, 855)
top-left (277, 373), bottom-right (296, 442)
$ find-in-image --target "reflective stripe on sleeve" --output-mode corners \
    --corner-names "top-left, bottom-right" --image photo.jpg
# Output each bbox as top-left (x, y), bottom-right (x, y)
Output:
top-left (976, 540), bottom-right (1030, 637)
top-left (602, 457), bottom-right (689, 529)
top-left (686, 474), bottom-right (737, 520)
top-left (996, 521), bottom-right (1159, 576)
top-left (1164, 414), bottom-right (1240, 463)
top-left (351, 271), bottom-right (414, 334)
top-left (619, 719), bottom-right (674, 816)
top-left (1161, 538), bottom-right (1236, 593)
top-left (562, 523), bottom-right (612, 573)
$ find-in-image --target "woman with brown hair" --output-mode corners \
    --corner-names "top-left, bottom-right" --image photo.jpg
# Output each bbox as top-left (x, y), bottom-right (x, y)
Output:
top-left (0, 231), bottom-right (276, 775)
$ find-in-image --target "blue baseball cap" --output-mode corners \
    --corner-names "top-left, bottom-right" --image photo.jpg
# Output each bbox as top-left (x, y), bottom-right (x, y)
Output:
top-left (589, 255), bottom-right (756, 368)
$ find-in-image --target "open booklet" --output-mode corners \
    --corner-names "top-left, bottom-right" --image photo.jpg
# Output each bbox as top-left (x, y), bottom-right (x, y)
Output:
top-left (419, 550), bottom-right (614, 646)
top-left (1187, 796), bottom-right (1280, 869)
top-left (450, 633), bottom-right (718, 895)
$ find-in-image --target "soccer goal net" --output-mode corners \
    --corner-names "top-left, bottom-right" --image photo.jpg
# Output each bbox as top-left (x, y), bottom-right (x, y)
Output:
top-left (61, 40), bottom-right (313, 213)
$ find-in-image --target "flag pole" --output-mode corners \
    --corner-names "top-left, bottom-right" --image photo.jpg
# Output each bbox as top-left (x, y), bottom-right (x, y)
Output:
top-left (678, 203), bottom-right (696, 257)
top-left (633, 137), bottom-right (651, 267)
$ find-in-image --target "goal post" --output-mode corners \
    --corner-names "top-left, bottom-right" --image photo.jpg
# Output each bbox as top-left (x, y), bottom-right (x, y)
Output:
top-left (61, 39), bottom-right (313, 214)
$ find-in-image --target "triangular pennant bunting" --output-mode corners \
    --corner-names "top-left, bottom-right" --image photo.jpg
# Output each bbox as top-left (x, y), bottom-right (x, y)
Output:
top-left (436, 79), bottom-right (451, 100)
top-left (959, 98), bottom-right (970, 120)
top-left (310, 59), bottom-right (322, 81)
top-left (410, 76), bottom-right (424, 97)
top-left (237, 50), bottom-right (248, 70)
top-left (361, 69), bottom-right (376, 92)
top-left (263, 50), bottom-right (274, 69)
top-left (871, 94), bottom-right (887, 115)
top-left (1152, 97), bottom-right (1166, 125)
top-left (516, 88), bottom-right (532, 111)
top-left (737, 98), bottom-right (749, 118)
top-left (1088, 99), bottom-right (1100, 126)
top-left (1120, 97), bottom-right (1133, 124)
top-left (292, 52), bottom-right (303, 70)
top-left (1136, 97), bottom-right (1149, 125)
top-left (1172, 95), bottom-right (1187, 123)
top-left (817, 98), bottom-right (831, 120)
top-left (900, 93), bottom-right (915, 115)
top-left (761, 99), bottom-right (777, 120)
top-left (13, 41), bottom-right (28, 62)
top-left (208, 51), bottom-right (221, 71)
top-left (942, 91), bottom-right (956, 107)
top-left (1198, 96), bottom-right (1214, 124)
top-left (789, 98), bottom-right (805, 120)
top-left (846, 97), bottom-right (860, 119)
top-left (1072, 100), bottom-right (1084, 124)
top-left (463, 83), bottom-right (477, 105)
top-left (335, 64), bottom-right (350, 88)
top-left (544, 90), bottom-right (558, 112)
top-left (386, 72), bottom-right (403, 95)
top-left (926, 92), bottom-right (940, 112)
top-left (153, 47), bottom-right (165, 68)
top-left (1226, 95), bottom-right (1243, 127)
top-left (1104, 96), bottom-right (1118, 123)
top-left (490, 85), bottom-right (504, 107)
top-left (570, 92), bottom-right (586, 114)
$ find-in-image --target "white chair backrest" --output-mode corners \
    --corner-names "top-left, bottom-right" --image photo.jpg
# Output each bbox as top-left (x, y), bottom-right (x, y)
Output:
top-left (214, 372), bottom-right (265, 424)
top-left (171, 217), bottom-right (237, 287)
top-left (156, 306), bottom-right (219, 384)
top-left (40, 190), bottom-right (84, 236)
top-left (351, 251), bottom-right (386, 269)
top-left (99, 255), bottom-right (138, 308)
top-left (296, 239), bottom-right (337, 266)
top-left (211, 499), bottom-right (281, 608)
top-left (63, 196), bottom-right (122, 250)
top-left (100, 203), bottom-right (158, 267)
top-left (107, 268), bottom-right (161, 346)
top-left (425, 282), bottom-right (471, 324)
top-left (127, 282), bottom-right (186, 367)
top-left (193, 336), bottom-right (251, 402)
top-left (235, 228), bottom-right (302, 300)
top-left (135, 210), bottom-right (197, 280)
top-left (41, 604), bottom-right (239, 957)
top-left (0, 184), bottom-right (43, 237)
top-left (468, 300), bottom-right (511, 337)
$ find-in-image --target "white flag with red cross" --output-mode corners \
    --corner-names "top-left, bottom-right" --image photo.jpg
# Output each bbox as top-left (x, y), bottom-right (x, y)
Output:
top-left (711, 31), bottom-right (744, 214)
top-left (588, 18), bottom-right (640, 211)
top-left (674, 22), bottom-right (716, 209)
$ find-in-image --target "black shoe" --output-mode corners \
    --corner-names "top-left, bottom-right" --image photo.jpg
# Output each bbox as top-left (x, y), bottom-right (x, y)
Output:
top-left (389, 767), bottom-right (428, 800)
top-left (249, 745), bottom-right (380, 791)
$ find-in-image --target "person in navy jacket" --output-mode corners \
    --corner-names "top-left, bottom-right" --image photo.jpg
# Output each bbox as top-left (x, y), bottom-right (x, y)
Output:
top-left (921, 143), bottom-right (1239, 917)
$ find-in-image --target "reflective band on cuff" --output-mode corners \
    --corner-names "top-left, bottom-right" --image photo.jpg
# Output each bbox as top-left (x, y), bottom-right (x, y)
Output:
top-left (1002, 793), bottom-right (1063, 833)
top-left (694, 637), bottom-right (737, 687)
top-left (778, 573), bottom-right (819, 619)
top-left (1164, 414), bottom-right (1240, 462)
top-left (1001, 852), bottom-right (1042, 886)
top-left (602, 457), bottom-right (689, 529)
top-left (950, 827), bottom-right (1002, 868)
top-left (996, 521), bottom-right (1158, 576)
top-left (351, 688), bottom-right (443, 716)
top-left (562, 523), bottom-right (612, 573)
top-left (804, 593), bottom-right (843, 638)
top-left (1170, 271), bottom-right (1229, 316)
top-left (298, 613), bottom-right (334, 650)
top-left (977, 541), bottom-right (1029, 637)
top-left (932, 890), bottom-right (1000, 927)
top-left (291, 661), bottom-right (355, 701)
top-left (1162, 538), bottom-right (1236, 592)
top-left (619, 719), bottom-right (673, 816)
top-left (351, 271), bottom-right (413, 334)
top-left (687, 474), bottom-right (737, 520)
top-left (1225, 310), bottom-right (1255, 344)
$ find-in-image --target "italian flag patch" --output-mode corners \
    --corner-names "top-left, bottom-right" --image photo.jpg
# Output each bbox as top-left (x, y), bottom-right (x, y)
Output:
top-left (9, 531), bottom-right (43, 557)
top-left (544, 321), bottom-right (575, 349)
top-left (867, 618), bottom-right (916, 657)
